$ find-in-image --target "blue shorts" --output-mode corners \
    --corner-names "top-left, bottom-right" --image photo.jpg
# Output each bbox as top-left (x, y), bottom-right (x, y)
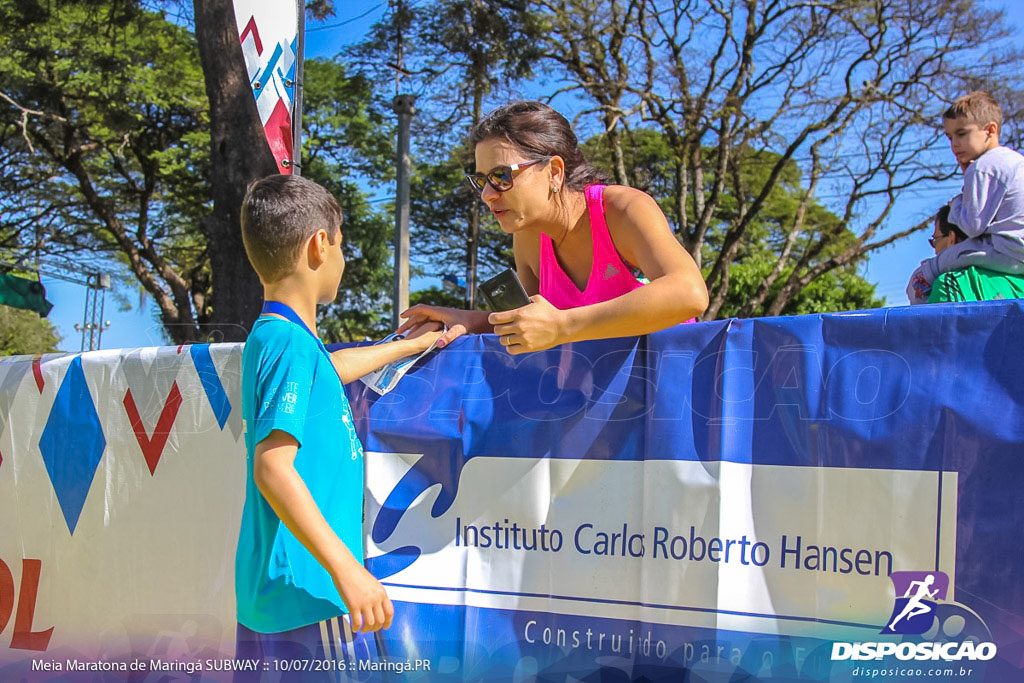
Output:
top-left (234, 616), bottom-right (381, 682)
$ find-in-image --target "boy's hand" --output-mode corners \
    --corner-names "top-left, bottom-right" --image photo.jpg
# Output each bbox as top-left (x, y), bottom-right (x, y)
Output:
top-left (401, 322), bottom-right (444, 354)
top-left (398, 304), bottom-right (476, 348)
top-left (333, 564), bottom-right (394, 633)
top-left (253, 433), bottom-right (392, 632)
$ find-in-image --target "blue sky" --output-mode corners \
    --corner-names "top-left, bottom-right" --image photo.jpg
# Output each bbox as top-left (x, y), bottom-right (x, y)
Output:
top-left (41, 0), bottom-right (1024, 351)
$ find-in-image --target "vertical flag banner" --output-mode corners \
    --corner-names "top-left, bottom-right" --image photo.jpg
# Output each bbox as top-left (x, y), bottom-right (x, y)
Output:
top-left (232, 0), bottom-right (299, 174)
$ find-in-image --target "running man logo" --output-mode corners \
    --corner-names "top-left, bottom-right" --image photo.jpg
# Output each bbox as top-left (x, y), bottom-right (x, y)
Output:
top-left (881, 570), bottom-right (950, 635)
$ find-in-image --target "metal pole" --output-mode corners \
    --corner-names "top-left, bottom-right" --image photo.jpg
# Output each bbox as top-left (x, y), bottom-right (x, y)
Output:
top-left (392, 94), bottom-right (416, 330)
top-left (291, 0), bottom-right (305, 176)
top-left (96, 286), bottom-right (107, 350)
top-left (78, 287), bottom-right (92, 352)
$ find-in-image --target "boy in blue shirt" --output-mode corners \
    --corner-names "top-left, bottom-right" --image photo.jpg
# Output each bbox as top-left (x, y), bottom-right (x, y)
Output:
top-left (234, 175), bottom-right (441, 679)
top-left (907, 91), bottom-right (1024, 303)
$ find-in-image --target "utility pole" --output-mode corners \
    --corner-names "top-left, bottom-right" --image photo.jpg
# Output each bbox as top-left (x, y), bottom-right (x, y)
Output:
top-left (290, 0), bottom-right (305, 177)
top-left (466, 76), bottom-right (484, 309)
top-left (392, 94), bottom-right (415, 330)
top-left (389, 0), bottom-right (414, 329)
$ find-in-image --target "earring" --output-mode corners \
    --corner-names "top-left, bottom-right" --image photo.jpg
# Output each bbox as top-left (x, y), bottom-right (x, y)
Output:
top-left (551, 185), bottom-right (559, 193)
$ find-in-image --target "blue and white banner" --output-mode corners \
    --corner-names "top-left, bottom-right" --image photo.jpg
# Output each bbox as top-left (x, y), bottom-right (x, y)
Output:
top-left (0, 301), bottom-right (1022, 681)
top-left (347, 300), bottom-right (1024, 682)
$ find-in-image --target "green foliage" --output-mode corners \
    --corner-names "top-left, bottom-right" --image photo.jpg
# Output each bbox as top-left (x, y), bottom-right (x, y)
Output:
top-left (0, 305), bottom-right (60, 355)
top-left (714, 259), bottom-right (883, 319)
top-left (585, 127), bottom-right (883, 316)
top-left (409, 152), bottom-right (513, 284)
top-left (0, 0), bottom-right (210, 336)
top-left (301, 59), bottom-right (399, 342)
top-left (2, 5), bottom-right (398, 343)
top-left (302, 59), bottom-right (394, 184)
top-left (348, 0), bottom-right (544, 298)
top-left (413, 0), bottom-right (542, 106)
top-left (409, 285), bottom-right (469, 309)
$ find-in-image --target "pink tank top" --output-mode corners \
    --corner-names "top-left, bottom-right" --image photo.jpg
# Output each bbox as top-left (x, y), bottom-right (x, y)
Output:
top-left (539, 184), bottom-right (644, 310)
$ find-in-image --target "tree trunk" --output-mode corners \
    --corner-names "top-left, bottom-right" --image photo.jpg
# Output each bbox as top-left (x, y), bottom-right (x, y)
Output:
top-left (606, 113), bottom-right (628, 186)
top-left (194, 0), bottom-right (280, 342)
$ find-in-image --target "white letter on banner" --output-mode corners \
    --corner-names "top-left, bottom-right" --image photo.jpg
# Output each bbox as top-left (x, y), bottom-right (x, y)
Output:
top-left (975, 643), bottom-right (997, 660)
top-left (831, 643), bottom-right (852, 660)
top-left (876, 642), bottom-right (897, 658)
top-left (825, 350), bottom-right (911, 420)
top-left (896, 643), bottom-right (915, 660)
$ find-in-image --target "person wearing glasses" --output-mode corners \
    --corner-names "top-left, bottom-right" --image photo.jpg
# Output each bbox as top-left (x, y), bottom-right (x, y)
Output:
top-left (930, 205), bottom-right (968, 254)
top-left (921, 204), bottom-right (1024, 303)
top-left (398, 101), bottom-right (708, 353)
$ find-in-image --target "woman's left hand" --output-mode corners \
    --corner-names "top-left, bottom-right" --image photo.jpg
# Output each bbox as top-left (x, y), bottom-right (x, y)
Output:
top-left (489, 295), bottom-right (568, 354)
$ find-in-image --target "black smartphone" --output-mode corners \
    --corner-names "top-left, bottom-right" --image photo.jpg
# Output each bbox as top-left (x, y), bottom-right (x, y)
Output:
top-left (478, 268), bottom-right (532, 311)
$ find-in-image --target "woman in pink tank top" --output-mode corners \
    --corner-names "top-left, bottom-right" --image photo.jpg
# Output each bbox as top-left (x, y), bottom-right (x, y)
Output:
top-left (399, 101), bottom-right (708, 353)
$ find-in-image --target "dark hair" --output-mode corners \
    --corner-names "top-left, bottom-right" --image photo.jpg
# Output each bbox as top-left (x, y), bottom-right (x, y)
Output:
top-left (470, 101), bottom-right (608, 191)
top-left (936, 204), bottom-right (967, 243)
top-left (943, 91), bottom-right (1002, 133)
top-left (241, 174), bottom-right (343, 283)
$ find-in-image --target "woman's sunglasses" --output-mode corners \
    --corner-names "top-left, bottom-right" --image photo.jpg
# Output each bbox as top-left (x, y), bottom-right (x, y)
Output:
top-left (464, 158), bottom-right (549, 194)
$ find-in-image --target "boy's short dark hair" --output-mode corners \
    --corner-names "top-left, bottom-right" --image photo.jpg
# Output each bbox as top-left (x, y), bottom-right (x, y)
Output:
top-left (241, 174), bottom-right (343, 283)
top-left (943, 91), bottom-right (1002, 132)
top-left (936, 204), bottom-right (967, 242)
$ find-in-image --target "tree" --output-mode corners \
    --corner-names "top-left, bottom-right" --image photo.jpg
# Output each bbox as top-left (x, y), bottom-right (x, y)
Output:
top-left (349, 0), bottom-right (542, 306)
top-left (407, 154), bottom-right (515, 297)
top-left (300, 59), bottom-right (398, 341)
top-left (193, 0), bottom-right (279, 341)
top-left (584, 127), bottom-right (883, 316)
top-left (532, 0), bottom-right (639, 185)
top-left (715, 260), bottom-right (884, 318)
top-left (0, 305), bottom-right (60, 355)
top-left (530, 0), bottom-right (1022, 319)
top-left (190, 0), bottom-right (342, 339)
top-left (1, 0), bottom-right (212, 344)
top-left (2, 1), bottom-right (396, 344)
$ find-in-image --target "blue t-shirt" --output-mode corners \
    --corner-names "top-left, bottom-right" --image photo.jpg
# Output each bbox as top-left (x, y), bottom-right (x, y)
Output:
top-left (235, 315), bottom-right (365, 633)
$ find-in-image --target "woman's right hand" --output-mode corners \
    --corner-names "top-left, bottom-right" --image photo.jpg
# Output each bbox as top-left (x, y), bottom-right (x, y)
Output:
top-left (397, 304), bottom-right (484, 348)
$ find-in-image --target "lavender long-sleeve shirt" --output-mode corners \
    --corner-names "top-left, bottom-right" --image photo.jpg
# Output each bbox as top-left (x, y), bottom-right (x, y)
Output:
top-left (920, 146), bottom-right (1024, 282)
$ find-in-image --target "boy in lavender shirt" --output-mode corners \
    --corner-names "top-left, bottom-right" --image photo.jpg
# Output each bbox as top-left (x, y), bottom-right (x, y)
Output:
top-left (907, 91), bottom-right (1024, 303)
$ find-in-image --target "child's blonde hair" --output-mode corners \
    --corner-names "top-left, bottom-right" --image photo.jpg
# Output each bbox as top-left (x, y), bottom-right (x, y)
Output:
top-left (943, 91), bottom-right (1002, 133)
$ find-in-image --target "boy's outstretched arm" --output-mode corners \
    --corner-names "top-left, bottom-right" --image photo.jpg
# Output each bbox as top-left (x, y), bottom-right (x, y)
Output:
top-left (330, 326), bottom-right (442, 384)
top-left (253, 429), bottom-right (393, 633)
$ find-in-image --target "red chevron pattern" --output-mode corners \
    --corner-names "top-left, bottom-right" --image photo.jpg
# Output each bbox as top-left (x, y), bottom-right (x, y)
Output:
top-left (32, 356), bottom-right (43, 393)
top-left (123, 383), bottom-right (184, 476)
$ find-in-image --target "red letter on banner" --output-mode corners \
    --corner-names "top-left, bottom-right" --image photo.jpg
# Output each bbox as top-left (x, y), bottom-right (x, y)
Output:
top-left (10, 559), bottom-right (53, 651)
top-left (0, 558), bottom-right (13, 635)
